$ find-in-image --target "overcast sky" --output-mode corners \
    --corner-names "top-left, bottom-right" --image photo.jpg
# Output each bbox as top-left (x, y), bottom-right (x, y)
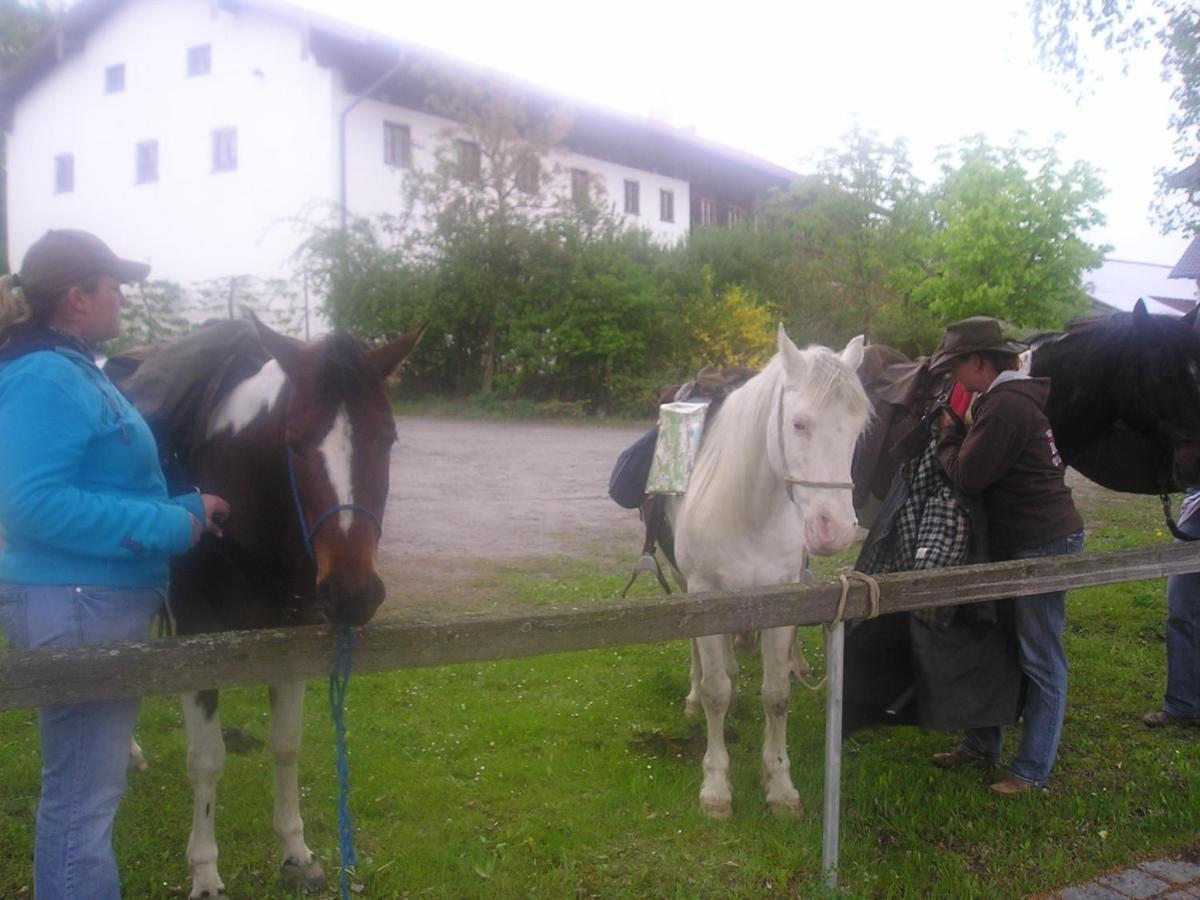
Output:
top-left (300, 0), bottom-right (1193, 267)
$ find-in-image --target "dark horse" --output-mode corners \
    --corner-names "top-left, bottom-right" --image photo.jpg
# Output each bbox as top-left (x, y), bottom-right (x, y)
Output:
top-left (855, 300), bottom-right (1200, 511)
top-left (110, 316), bottom-right (422, 898)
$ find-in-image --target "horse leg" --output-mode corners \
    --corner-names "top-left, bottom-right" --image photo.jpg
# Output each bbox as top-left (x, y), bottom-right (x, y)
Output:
top-left (129, 735), bottom-right (149, 772)
top-left (760, 625), bottom-right (801, 818)
top-left (696, 632), bottom-right (735, 818)
top-left (685, 638), bottom-right (702, 716)
top-left (182, 690), bottom-right (226, 899)
top-left (270, 681), bottom-right (326, 893)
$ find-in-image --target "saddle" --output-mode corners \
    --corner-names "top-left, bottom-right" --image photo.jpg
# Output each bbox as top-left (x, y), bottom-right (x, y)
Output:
top-left (612, 365), bottom-right (757, 597)
top-left (104, 320), bottom-right (270, 492)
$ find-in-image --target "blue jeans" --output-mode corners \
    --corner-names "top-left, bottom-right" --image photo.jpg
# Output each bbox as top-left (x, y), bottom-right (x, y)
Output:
top-left (962, 529), bottom-right (1085, 786)
top-left (1164, 516), bottom-right (1200, 717)
top-left (0, 583), bottom-right (163, 900)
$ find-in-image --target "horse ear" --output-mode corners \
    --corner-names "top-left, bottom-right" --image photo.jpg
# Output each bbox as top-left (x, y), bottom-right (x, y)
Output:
top-left (1132, 298), bottom-right (1151, 328)
top-left (777, 324), bottom-right (806, 374)
top-left (250, 312), bottom-right (308, 378)
top-left (841, 334), bottom-right (865, 370)
top-left (368, 323), bottom-right (426, 380)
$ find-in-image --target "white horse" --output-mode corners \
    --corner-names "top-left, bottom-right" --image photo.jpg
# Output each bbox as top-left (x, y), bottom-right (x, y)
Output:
top-left (669, 326), bottom-right (870, 818)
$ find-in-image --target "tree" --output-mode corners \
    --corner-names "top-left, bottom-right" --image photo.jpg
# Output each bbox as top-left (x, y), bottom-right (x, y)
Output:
top-left (411, 73), bottom-right (573, 394)
top-left (913, 136), bottom-right (1109, 328)
top-left (1030, 0), bottom-right (1200, 234)
top-left (0, 1), bottom-right (55, 271)
top-left (770, 129), bottom-right (932, 348)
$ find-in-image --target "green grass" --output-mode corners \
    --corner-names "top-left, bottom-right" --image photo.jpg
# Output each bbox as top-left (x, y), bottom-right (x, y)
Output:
top-left (1, 489), bottom-right (1197, 898)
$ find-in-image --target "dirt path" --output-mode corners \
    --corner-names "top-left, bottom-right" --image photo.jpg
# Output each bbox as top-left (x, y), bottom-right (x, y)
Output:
top-left (376, 416), bottom-right (649, 618)
top-left (374, 416), bottom-right (1123, 620)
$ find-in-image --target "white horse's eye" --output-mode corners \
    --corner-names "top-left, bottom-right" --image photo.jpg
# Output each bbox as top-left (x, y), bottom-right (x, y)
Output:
top-left (793, 420), bottom-right (811, 434)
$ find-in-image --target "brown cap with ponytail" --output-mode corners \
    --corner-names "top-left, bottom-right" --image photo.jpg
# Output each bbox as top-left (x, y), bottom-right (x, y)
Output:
top-left (17, 229), bottom-right (151, 295)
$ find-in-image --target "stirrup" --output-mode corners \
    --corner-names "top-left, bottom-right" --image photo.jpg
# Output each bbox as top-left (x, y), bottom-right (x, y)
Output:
top-left (620, 553), bottom-right (673, 597)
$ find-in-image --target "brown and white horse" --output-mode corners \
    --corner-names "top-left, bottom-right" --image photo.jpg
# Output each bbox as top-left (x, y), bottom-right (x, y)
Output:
top-left (114, 317), bottom-right (422, 897)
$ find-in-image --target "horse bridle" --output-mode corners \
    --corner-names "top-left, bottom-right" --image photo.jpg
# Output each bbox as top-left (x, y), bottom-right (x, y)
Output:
top-left (287, 445), bottom-right (383, 562)
top-left (775, 386), bottom-right (854, 502)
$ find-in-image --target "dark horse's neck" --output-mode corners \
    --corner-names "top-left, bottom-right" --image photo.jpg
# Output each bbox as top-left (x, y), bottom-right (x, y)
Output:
top-left (1030, 312), bottom-right (1200, 495)
top-left (173, 382), bottom-right (320, 634)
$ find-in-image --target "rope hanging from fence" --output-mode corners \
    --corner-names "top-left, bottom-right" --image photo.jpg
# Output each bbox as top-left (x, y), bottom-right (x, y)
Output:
top-left (329, 625), bottom-right (358, 900)
top-left (795, 571), bottom-right (882, 693)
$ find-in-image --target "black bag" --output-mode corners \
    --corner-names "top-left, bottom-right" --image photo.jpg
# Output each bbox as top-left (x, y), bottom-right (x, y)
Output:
top-left (608, 426), bottom-right (658, 509)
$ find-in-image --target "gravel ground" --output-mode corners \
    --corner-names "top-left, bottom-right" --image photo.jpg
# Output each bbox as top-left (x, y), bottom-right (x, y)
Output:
top-left (376, 415), bottom-right (649, 617)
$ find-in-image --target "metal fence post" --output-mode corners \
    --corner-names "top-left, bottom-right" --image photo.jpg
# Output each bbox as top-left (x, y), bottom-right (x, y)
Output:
top-left (822, 619), bottom-right (845, 889)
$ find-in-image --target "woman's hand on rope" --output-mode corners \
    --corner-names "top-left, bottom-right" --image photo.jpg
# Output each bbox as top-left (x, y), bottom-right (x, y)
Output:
top-left (191, 494), bottom-right (231, 545)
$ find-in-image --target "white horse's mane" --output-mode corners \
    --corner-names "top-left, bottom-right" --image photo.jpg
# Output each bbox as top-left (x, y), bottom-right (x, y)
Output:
top-left (682, 344), bottom-right (870, 529)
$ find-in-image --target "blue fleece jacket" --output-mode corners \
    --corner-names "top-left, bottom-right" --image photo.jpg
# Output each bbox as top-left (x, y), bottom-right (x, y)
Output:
top-left (0, 347), bottom-right (203, 587)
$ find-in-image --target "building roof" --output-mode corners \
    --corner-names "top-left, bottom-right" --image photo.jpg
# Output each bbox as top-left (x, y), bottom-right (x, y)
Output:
top-left (1169, 234), bottom-right (1200, 280)
top-left (0, 0), bottom-right (800, 190)
top-left (1086, 258), bottom-right (1197, 317)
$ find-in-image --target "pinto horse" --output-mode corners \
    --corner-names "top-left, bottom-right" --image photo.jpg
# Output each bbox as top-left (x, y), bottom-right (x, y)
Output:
top-left (855, 300), bottom-right (1200, 513)
top-left (667, 326), bottom-right (870, 818)
top-left (111, 317), bottom-right (422, 898)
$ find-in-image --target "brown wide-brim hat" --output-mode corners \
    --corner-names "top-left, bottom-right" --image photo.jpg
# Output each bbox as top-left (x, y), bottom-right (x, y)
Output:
top-left (18, 229), bottom-right (151, 296)
top-left (929, 316), bottom-right (1028, 372)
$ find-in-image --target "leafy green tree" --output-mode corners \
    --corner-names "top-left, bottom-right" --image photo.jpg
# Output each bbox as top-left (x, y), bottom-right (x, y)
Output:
top-left (0, 0), bottom-right (55, 272)
top-left (1030, 0), bottom-right (1200, 234)
top-left (104, 280), bottom-right (192, 354)
top-left (766, 129), bottom-right (933, 349)
top-left (913, 136), bottom-right (1109, 328)
top-left (412, 74), bottom-right (573, 394)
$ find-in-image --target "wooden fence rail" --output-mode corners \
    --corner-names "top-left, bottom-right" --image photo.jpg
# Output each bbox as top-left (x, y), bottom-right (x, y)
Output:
top-left (4, 542), bottom-right (1200, 711)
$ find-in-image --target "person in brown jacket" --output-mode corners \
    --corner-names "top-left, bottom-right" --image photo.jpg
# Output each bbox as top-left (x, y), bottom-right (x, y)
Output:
top-left (928, 316), bottom-right (1085, 796)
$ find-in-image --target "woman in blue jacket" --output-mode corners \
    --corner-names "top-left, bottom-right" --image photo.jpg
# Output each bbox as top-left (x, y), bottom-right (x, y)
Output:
top-left (0, 230), bottom-right (230, 899)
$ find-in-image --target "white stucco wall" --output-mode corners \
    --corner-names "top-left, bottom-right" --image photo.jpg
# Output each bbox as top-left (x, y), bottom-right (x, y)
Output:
top-left (339, 91), bottom-right (691, 243)
top-left (6, 0), bottom-right (337, 285)
top-left (7, 0), bottom-right (698, 331)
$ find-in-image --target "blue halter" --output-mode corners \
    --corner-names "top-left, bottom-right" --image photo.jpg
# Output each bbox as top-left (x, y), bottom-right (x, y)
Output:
top-left (286, 445), bottom-right (383, 561)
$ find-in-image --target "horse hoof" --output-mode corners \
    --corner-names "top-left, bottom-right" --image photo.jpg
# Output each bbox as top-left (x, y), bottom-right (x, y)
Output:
top-left (700, 796), bottom-right (732, 819)
top-left (280, 857), bottom-right (326, 894)
top-left (189, 886), bottom-right (225, 899)
top-left (767, 797), bottom-right (802, 819)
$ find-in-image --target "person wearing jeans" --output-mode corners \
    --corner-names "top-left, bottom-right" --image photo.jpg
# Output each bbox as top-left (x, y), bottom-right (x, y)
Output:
top-left (1143, 490), bottom-right (1200, 727)
top-left (955, 531), bottom-right (1085, 785)
top-left (928, 317), bottom-right (1085, 796)
top-left (0, 230), bottom-right (229, 898)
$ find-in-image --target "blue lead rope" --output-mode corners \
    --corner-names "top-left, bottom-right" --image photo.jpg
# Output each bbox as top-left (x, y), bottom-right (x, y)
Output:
top-left (330, 626), bottom-right (358, 899)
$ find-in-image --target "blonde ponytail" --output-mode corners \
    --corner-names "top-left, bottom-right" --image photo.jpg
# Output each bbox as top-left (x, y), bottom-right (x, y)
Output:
top-left (0, 275), bottom-right (32, 336)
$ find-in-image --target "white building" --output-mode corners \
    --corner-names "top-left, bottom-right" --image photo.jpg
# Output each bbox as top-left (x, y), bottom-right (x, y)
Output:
top-left (1085, 258), bottom-right (1199, 317)
top-left (0, 0), bottom-right (796, 331)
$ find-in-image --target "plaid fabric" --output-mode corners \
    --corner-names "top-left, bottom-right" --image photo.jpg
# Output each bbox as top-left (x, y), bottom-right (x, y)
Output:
top-left (861, 436), bottom-right (970, 575)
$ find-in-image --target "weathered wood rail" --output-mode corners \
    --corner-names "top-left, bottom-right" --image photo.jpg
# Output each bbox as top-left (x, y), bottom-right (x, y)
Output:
top-left (3, 542), bottom-right (1200, 711)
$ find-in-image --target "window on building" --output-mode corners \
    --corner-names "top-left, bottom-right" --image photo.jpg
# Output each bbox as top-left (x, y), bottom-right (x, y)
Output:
top-left (187, 44), bottom-right (211, 77)
top-left (212, 128), bottom-right (237, 173)
top-left (104, 63), bottom-right (125, 94)
top-left (624, 179), bottom-right (639, 215)
top-left (456, 139), bottom-right (481, 181)
top-left (54, 154), bottom-right (74, 194)
top-left (699, 198), bottom-right (716, 226)
top-left (383, 122), bottom-right (411, 168)
top-left (660, 189), bottom-right (674, 223)
top-left (515, 156), bottom-right (539, 194)
top-left (570, 168), bottom-right (590, 204)
top-left (135, 140), bottom-right (158, 184)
